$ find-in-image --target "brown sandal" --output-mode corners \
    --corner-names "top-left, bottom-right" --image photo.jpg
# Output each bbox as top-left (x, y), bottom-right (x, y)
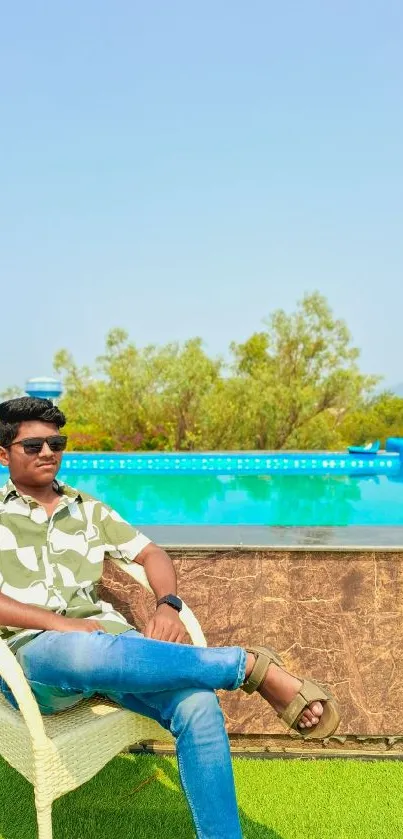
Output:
top-left (241, 645), bottom-right (284, 694)
top-left (241, 645), bottom-right (340, 740)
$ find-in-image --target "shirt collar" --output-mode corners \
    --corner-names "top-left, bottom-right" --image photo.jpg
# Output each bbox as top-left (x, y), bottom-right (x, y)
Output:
top-left (0, 478), bottom-right (18, 503)
top-left (0, 477), bottom-right (82, 505)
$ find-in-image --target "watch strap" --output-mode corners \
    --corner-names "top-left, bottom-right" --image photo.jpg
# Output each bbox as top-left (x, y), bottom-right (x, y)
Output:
top-left (156, 594), bottom-right (182, 612)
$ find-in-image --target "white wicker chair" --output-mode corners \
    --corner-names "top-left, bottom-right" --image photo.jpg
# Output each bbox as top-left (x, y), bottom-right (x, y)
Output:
top-left (0, 558), bottom-right (206, 839)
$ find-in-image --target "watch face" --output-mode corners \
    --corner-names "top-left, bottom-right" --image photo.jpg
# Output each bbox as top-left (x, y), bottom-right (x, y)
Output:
top-left (160, 594), bottom-right (182, 611)
top-left (168, 595), bottom-right (182, 610)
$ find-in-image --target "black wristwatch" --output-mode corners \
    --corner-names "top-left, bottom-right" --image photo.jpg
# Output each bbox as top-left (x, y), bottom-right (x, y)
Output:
top-left (156, 594), bottom-right (183, 613)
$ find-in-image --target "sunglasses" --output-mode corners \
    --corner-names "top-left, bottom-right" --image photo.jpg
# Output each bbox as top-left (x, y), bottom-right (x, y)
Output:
top-left (8, 435), bottom-right (68, 455)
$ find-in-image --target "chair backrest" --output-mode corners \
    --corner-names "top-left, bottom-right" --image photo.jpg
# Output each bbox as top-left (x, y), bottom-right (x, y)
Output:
top-left (0, 638), bottom-right (48, 747)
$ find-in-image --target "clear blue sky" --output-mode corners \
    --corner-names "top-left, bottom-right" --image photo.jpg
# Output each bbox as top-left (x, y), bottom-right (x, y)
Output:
top-left (1, 1), bottom-right (402, 392)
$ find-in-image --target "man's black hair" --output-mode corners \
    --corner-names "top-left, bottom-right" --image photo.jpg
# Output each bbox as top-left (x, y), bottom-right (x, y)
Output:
top-left (0, 397), bottom-right (66, 447)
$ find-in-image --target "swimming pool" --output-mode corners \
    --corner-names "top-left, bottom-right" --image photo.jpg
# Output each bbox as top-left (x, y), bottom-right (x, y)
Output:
top-left (57, 471), bottom-right (403, 527)
top-left (1, 450), bottom-right (402, 544)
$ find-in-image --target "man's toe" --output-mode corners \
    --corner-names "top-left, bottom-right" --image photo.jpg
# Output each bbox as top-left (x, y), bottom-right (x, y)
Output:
top-left (310, 701), bottom-right (323, 718)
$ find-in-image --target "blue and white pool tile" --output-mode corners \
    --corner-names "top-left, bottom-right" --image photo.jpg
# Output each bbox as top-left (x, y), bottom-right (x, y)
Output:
top-left (3, 450), bottom-right (398, 477)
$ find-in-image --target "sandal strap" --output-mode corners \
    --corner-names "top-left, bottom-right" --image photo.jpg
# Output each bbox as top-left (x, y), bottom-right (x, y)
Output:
top-left (241, 645), bottom-right (283, 695)
top-left (279, 692), bottom-right (308, 727)
top-left (279, 680), bottom-right (329, 727)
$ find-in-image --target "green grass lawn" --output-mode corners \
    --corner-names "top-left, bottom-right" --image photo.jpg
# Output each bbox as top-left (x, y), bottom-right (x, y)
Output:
top-left (0, 753), bottom-right (402, 839)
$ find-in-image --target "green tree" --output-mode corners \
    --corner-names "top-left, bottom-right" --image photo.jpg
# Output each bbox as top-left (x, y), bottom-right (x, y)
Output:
top-left (49, 292), bottom-right (391, 452)
top-left (339, 392), bottom-right (403, 447)
top-left (152, 338), bottom-right (221, 449)
top-left (229, 292), bottom-right (378, 449)
top-left (55, 331), bottom-right (220, 451)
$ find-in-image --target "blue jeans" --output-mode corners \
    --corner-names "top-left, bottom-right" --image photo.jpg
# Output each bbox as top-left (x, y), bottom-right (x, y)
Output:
top-left (1, 630), bottom-right (247, 839)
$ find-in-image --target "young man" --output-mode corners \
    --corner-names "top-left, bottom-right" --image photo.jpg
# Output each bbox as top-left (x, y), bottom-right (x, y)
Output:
top-left (0, 397), bottom-right (339, 839)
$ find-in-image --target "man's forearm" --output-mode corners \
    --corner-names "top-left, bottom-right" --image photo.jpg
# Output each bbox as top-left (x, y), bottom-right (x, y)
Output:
top-left (0, 592), bottom-right (65, 632)
top-left (138, 544), bottom-right (177, 603)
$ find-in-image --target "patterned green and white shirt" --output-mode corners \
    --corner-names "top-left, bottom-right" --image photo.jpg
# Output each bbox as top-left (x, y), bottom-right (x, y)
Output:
top-left (0, 478), bottom-right (151, 650)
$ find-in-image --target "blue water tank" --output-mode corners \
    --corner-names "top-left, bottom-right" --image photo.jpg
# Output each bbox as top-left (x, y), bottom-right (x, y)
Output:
top-left (25, 377), bottom-right (63, 401)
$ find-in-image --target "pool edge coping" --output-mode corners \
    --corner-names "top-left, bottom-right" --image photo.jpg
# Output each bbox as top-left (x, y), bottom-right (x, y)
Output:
top-left (153, 543), bottom-right (403, 552)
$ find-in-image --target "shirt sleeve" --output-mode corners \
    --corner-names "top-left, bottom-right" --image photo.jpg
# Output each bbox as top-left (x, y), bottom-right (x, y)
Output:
top-left (100, 504), bottom-right (151, 563)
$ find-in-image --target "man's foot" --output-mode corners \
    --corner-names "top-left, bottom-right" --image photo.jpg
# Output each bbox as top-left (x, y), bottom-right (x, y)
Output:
top-left (245, 652), bottom-right (323, 730)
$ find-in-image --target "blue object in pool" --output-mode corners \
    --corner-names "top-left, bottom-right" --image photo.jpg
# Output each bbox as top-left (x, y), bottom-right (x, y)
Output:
top-left (348, 440), bottom-right (380, 455)
top-left (386, 437), bottom-right (403, 454)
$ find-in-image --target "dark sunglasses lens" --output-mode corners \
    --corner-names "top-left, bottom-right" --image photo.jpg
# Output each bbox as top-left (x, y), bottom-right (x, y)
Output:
top-left (23, 441), bottom-right (43, 454)
top-left (21, 436), bottom-right (67, 454)
top-left (48, 436), bottom-right (67, 452)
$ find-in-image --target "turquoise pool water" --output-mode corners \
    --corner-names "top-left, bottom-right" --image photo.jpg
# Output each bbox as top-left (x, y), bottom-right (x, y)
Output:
top-left (59, 472), bottom-right (403, 527)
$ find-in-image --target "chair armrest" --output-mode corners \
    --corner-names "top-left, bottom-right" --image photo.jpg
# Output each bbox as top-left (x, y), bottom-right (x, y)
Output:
top-left (0, 637), bottom-right (47, 747)
top-left (109, 558), bottom-right (207, 647)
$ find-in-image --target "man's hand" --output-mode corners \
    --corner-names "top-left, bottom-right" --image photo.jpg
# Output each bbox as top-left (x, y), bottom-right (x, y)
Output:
top-left (145, 604), bottom-right (187, 643)
top-left (53, 617), bottom-right (106, 633)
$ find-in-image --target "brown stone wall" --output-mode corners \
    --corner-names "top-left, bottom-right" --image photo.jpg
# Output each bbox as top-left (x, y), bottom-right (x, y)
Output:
top-left (100, 550), bottom-right (403, 736)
